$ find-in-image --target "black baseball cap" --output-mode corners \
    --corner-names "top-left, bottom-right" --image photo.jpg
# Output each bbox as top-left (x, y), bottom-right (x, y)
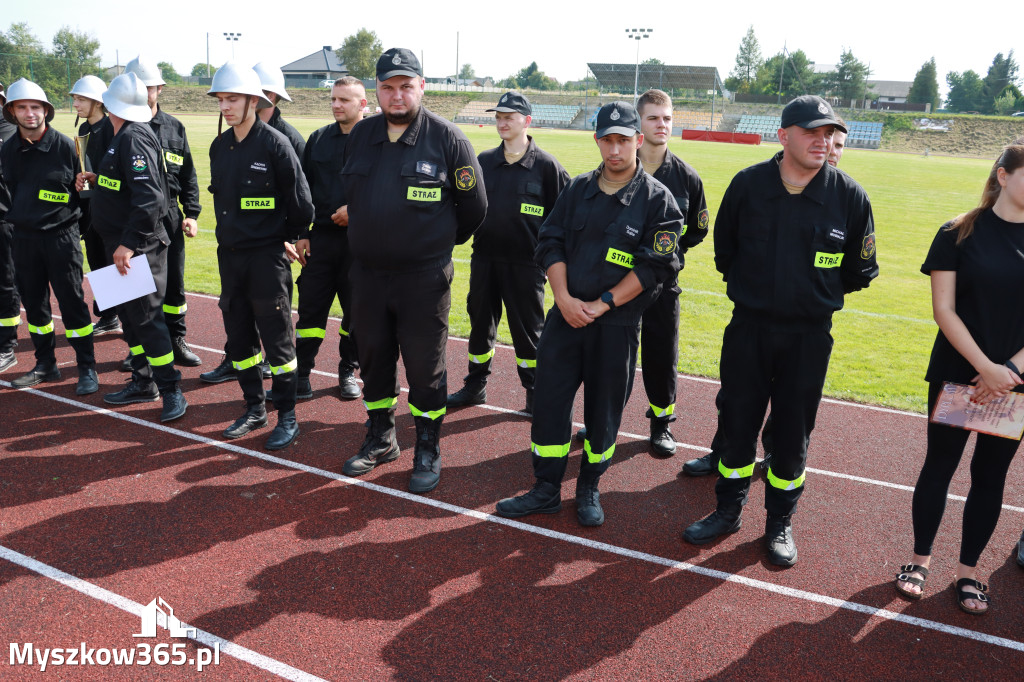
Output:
top-left (595, 101), bottom-right (640, 138)
top-left (377, 48), bottom-right (422, 81)
top-left (781, 95), bottom-right (847, 133)
top-left (486, 91), bottom-right (531, 116)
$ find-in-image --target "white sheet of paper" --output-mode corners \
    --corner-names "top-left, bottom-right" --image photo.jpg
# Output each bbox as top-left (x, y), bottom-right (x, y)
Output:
top-left (85, 255), bottom-right (157, 311)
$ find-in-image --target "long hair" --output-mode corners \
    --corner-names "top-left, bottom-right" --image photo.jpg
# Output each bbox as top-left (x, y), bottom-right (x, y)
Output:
top-left (949, 139), bottom-right (1024, 244)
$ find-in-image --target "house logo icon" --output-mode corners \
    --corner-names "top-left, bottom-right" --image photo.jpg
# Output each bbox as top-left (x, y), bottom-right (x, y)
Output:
top-left (133, 597), bottom-right (196, 638)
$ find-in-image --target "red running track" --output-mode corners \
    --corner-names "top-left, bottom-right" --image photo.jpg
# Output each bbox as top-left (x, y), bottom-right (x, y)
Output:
top-left (0, 287), bottom-right (1022, 680)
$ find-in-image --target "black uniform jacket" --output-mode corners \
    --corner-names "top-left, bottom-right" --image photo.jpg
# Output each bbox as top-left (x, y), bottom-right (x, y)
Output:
top-left (302, 121), bottom-right (348, 235)
top-left (150, 106), bottom-right (202, 223)
top-left (209, 118), bottom-right (313, 250)
top-left (342, 106), bottom-right (488, 271)
top-left (90, 120), bottom-right (169, 251)
top-left (651, 148), bottom-right (709, 256)
top-left (0, 125), bottom-right (81, 233)
top-left (536, 163), bottom-right (683, 326)
top-left (266, 107), bottom-right (306, 158)
top-left (714, 151), bottom-right (878, 322)
top-left (472, 136), bottom-right (569, 265)
top-left (78, 116), bottom-right (114, 174)
top-left (0, 120), bottom-right (16, 147)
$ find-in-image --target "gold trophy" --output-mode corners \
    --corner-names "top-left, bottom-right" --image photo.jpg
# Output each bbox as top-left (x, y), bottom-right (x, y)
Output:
top-left (74, 133), bottom-right (91, 197)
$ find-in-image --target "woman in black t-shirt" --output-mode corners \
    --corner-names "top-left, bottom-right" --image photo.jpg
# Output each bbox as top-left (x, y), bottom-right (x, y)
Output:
top-left (895, 142), bottom-right (1024, 615)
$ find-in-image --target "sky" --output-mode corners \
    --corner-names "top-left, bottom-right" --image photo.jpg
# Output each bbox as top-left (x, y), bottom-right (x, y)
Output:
top-left (6, 3), bottom-right (1020, 97)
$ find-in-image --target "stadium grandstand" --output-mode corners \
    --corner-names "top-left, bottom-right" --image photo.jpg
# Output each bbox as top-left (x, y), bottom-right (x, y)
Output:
top-left (735, 115), bottom-right (883, 147)
top-left (586, 63), bottom-right (724, 100)
top-left (455, 100), bottom-right (581, 127)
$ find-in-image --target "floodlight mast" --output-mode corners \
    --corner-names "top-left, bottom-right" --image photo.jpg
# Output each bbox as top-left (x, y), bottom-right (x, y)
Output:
top-left (625, 28), bottom-right (653, 106)
top-left (224, 32), bottom-right (241, 61)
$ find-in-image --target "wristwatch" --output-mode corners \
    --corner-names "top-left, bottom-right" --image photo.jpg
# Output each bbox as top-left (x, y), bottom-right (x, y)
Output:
top-left (601, 291), bottom-right (616, 310)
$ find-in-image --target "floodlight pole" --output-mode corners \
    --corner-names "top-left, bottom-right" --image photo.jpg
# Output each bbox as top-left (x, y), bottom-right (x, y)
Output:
top-left (224, 32), bottom-right (241, 61)
top-left (625, 28), bottom-right (652, 106)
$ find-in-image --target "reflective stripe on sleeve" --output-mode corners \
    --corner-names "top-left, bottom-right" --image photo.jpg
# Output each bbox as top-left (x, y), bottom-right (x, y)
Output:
top-left (162, 303), bottom-right (187, 315)
top-left (409, 404), bottom-right (446, 420)
top-left (766, 467), bottom-right (806, 491)
top-left (28, 321), bottom-right (55, 335)
top-left (232, 352), bottom-right (263, 371)
top-left (531, 442), bottom-right (571, 458)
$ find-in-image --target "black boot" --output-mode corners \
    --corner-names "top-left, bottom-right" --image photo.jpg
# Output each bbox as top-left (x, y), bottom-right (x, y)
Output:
top-left (343, 410), bottom-right (400, 476)
top-left (338, 367), bottom-right (361, 400)
top-left (446, 382), bottom-right (486, 407)
top-left (0, 349), bottom-right (16, 373)
top-left (650, 419), bottom-right (677, 458)
top-left (172, 337), bottom-right (202, 367)
top-left (223, 404), bottom-right (268, 439)
top-left (575, 475), bottom-right (605, 526)
top-left (103, 378), bottom-right (159, 404)
top-left (765, 514), bottom-right (798, 567)
top-left (76, 367), bottom-right (99, 396)
top-left (682, 451), bottom-right (719, 477)
top-left (160, 388), bottom-right (188, 422)
top-left (409, 416), bottom-right (441, 493)
top-left (266, 409), bottom-right (299, 451)
top-left (682, 507), bottom-right (742, 545)
top-left (496, 480), bottom-right (562, 518)
top-left (12, 362), bottom-right (61, 388)
top-left (200, 356), bottom-right (237, 384)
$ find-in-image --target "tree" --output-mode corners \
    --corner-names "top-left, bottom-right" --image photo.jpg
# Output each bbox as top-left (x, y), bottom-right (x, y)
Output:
top-left (51, 26), bottom-right (101, 76)
top-left (993, 90), bottom-right (1018, 116)
top-left (643, 57), bottom-right (664, 66)
top-left (752, 49), bottom-right (818, 98)
top-left (907, 57), bottom-right (940, 110)
top-left (726, 25), bottom-right (762, 93)
top-left (507, 61), bottom-right (559, 91)
top-left (945, 70), bottom-right (985, 112)
top-left (981, 51), bottom-right (1019, 114)
top-left (337, 28), bottom-right (382, 80)
top-left (158, 61), bottom-right (182, 84)
top-left (191, 63), bottom-right (216, 77)
top-left (830, 48), bottom-right (870, 100)
top-left (458, 63), bottom-right (475, 80)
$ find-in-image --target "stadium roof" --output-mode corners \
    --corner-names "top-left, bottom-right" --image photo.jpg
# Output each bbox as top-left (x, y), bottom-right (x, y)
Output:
top-left (587, 63), bottom-right (723, 95)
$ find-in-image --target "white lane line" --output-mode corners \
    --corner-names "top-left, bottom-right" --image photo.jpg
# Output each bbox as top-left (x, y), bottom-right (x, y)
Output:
top-left (0, 545), bottom-right (326, 681)
top-left (3, 382), bottom-right (1024, 655)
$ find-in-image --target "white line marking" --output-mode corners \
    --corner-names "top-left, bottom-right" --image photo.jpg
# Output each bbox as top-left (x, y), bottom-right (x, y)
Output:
top-left (0, 545), bottom-right (327, 681)
top-left (4, 382), bottom-right (1024, 655)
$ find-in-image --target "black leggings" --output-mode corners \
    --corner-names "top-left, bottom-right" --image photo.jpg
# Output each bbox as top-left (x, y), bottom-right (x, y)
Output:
top-left (912, 382), bottom-right (1021, 566)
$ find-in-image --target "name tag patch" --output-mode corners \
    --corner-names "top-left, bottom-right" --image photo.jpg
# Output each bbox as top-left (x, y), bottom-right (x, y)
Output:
top-left (164, 151), bottom-right (184, 165)
top-left (241, 198), bottom-right (275, 209)
top-left (408, 187), bottom-right (441, 202)
top-left (249, 162), bottom-right (267, 173)
top-left (416, 160), bottom-right (437, 177)
top-left (38, 190), bottom-right (69, 203)
top-left (828, 227), bottom-right (847, 241)
top-left (521, 203), bottom-right (543, 216)
top-left (625, 224), bottom-right (639, 238)
top-left (606, 248), bottom-right (635, 269)
top-left (815, 251), bottom-right (844, 268)
top-left (97, 176), bottom-right (120, 191)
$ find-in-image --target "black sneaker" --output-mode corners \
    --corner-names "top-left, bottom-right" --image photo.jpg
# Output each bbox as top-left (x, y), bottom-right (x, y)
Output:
top-left (11, 363), bottom-right (61, 388)
top-left (495, 481), bottom-right (562, 518)
top-left (0, 350), bottom-right (17, 374)
top-left (172, 337), bottom-right (202, 367)
top-left (200, 356), bottom-right (237, 384)
top-left (446, 383), bottom-right (486, 407)
top-left (765, 515), bottom-right (798, 567)
top-left (93, 316), bottom-right (122, 336)
top-left (160, 389), bottom-right (188, 422)
top-left (103, 379), bottom-right (159, 405)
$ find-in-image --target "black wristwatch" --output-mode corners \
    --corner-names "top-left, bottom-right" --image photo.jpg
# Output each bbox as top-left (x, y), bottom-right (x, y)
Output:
top-left (601, 291), bottom-right (616, 310)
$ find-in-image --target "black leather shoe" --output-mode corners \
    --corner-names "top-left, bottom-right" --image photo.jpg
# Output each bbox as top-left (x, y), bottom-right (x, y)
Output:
top-left (575, 426), bottom-right (587, 443)
top-left (266, 409), bottom-right (299, 450)
top-left (344, 411), bottom-right (400, 476)
top-left (92, 316), bottom-right (122, 336)
top-left (338, 368), bottom-right (361, 400)
top-left (682, 451), bottom-right (719, 477)
top-left (765, 515), bottom-right (798, 567)
top-left (103, 379), bottom-right (159, 404)
top-left (11, 363), bottom-right (60, 388)
top-left (682, 508), bottom-right (743, 545)
top-left (200, 356), bottom-right (237, 384)
top-left (172, 337), bottom-right (202, 367)
top-left (160, 389), bottom-right (188, 422)
top-left (1016, 529), bottom-right (1024, 568)
top-left (259, 361), bottom-right (272, 380)
top-left (0, 350), bottom-right (16, 374)
top-left (650, 419), bottom-right (677, 458)
top-left (409, 417), bottom-right (441, 493)
top-left (496, 481), bottom-right (562, 518)
top-left (76, 368), bottom-right (99, 395)
top-left (223, 405), bottom-right (268, 439)
top-left (523, 389), bottom-right (534, 415)
top-left (575, 477), bottom-right (605, 526)
top-left (446, 383), bottom-right (486, 407)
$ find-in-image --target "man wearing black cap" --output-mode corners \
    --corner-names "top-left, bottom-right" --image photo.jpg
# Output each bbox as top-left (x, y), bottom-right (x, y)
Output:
top-left (446, 90), bottom-right (569, 414)
top-left (495, 101), bottom-right (683, 526)
top-left (340, 47), bottom-right (487, 493)
top-left (682, 95), bottom-right (878, 566)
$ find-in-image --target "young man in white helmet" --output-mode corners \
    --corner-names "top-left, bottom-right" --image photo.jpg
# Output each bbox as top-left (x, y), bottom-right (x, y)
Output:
top-left (207, 62), bottom-right (313, 451)
top-left (1, 78), bottom-right (98, 395)
top-left (253, 62), bottom-right (305, 157)
top-left (0, 81), bottom-right (19, 373)
top-left (124, 56), bottom-right (203, 368)
top-left (75, 72), bottom-right (187, 422)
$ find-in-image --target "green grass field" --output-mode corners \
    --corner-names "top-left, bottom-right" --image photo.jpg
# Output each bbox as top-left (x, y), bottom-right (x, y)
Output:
top-left (50, 111), bottom-right (994, 413)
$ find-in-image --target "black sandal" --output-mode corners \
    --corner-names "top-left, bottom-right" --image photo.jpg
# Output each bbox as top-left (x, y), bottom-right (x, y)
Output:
top-left (954, 578), bottom-right (990, 615)
top-left (895, 564), bottom-right (929, 600)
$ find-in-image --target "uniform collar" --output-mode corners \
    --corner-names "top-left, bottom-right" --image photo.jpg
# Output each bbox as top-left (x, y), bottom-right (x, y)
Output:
top-left (770, 150), bottom-right (829, 204)
top-left (489, 135), bottom-right (538, 169)
top-left (370, 105), bottom-right (426, 146)
top-left (151, 105), bottom-right (169, 127)
top-left (18, 124), bottom-right (56, 152)
top-left (584, 161), bottom-right (646, 206)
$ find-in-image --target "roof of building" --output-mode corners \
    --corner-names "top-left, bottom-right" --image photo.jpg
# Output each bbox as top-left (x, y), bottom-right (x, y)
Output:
top-left (281, 46), bottom-right (346, 74)
top-left (587, 63), bottom-right (723, 94)
top-left (866, 80), bottom-right (913, 98)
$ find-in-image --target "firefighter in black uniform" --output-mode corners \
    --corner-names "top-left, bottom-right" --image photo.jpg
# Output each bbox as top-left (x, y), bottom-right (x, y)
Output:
top-left (70, 75), bottom-right (121, 339)
top-left (496, 102), bottom-right (683, 526)
top-left (290, 77), bottom-right (366, 401)
top-left (682, 96), bottom-right (878, 566)
top-left (2, 79), bottom-right (97, 395)
top-left (340, 48), bottom-right (487, 493)
top-left (0, 81), bottom-right (19, 374)
top-left (207, 62), bottom-right (313, 451)
top-left (125, 56), bottom-right (203, 367)
top-left (446, 90), bottom-right (569, 414)
top-left (76, 72), bottom-right (187, 421)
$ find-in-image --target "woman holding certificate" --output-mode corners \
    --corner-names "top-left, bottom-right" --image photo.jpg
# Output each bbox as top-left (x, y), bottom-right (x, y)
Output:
top-left (895, 140), bottom-right (1024, 615)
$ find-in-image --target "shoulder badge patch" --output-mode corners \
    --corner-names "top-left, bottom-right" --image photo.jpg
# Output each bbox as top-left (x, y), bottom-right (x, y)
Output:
top-left (455, 166), bottom-right (476, 191)
top-left (654, 231), bottom-right (677, 255)
top-left (130, 154), bottom-right (147, 173)
top-left (698, 208), bottom-right (709, 230)
top-left (860, 233), bottom-right (876, 260)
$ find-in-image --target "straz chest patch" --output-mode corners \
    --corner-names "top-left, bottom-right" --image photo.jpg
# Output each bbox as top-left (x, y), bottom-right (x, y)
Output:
top-left (654, 231), bottom-right (677, 255)
top-left (606, 248), bottom-right (635, 269)
top-left (815, 252), bottom-right (844, 268)
top-left (165, 150), bottom-right (184, 166)
top-left (455, 166), bottom-right (476, 191)
top-left (130, 155), bottom-right (148, 173)
top-left (241, 198), bottom-right (275, 209)
top-left (521, 203), bottom-right (543, 216)
top-left (861, 233), bottom-right (876, 259)
top-left (408, 187), bottom-right (441, 202)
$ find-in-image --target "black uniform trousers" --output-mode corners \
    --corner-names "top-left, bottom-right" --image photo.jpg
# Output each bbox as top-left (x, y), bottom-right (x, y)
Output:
top-left (295, 227), bottom-right (357, 376)
top-left (709, 390), bottom-right (776, 454)
top-left (714, 311), bottom-right (832, 517)
top-left (0, 222), bottom-right (21, 353)
top-left (530, 309), bottom-right (639, 486)
top-left (465, 256), bottom-right (545, 390)
top-left (217, 245), bottom-right (297, 413)
top-left (640, 277), bottom-right (680, 422)
top-left (102, 234), bottom-right (180, 392)
top-left (350, 260), bottom-right (452, 419)
top-left (163, 221), bottom-right (188, 339)
top-left (79, 200), bottom-right (112, 319)
top-left (14, 226), bottom-right (95, 369)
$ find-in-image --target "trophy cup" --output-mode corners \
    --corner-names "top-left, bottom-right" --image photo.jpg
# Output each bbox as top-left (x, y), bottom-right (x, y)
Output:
top-left (74, 133), bottom-right (91, 197)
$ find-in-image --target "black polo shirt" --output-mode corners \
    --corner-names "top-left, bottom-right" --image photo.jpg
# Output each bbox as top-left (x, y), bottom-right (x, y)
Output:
top-left (342, 106), bottom-right (488, 271)
top-left (714, 151), bottom-right (878, 322)
top-left (150, 106), bottom-right (202, 222)
top-left (266, 107), bottom-right (306, 158)
top-left (472, 136), bottom-right (569, 265)
top-left (0, 125), bottom-right (81, 233)
top-left (649, 148), bottom-right (709, 256)
top-left (209, 118), bottom-right (313, 250)
top-left (536, 162), bottom-right (683, 326)
top-left (302, 121), bottom-right (348, 235)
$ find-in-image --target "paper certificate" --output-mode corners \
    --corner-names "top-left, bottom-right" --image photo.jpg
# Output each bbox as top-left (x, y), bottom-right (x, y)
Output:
top-left (84, 255), bottom-right (157, 311)
top-left (929, 382), bottom-right (1024, 440)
